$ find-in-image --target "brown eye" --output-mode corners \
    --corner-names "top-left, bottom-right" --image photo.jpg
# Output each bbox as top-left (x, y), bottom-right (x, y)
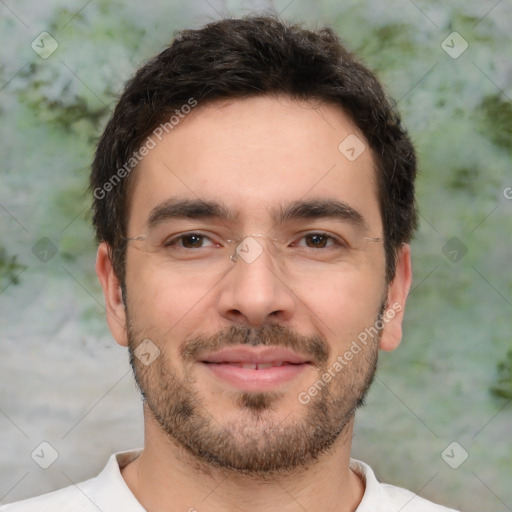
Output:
top-left (163, 233), bottom-right (216, 249)
top-left (181, 234), bottom-right (205, 248)
top-left (303, 233), bottom-right (331, 248)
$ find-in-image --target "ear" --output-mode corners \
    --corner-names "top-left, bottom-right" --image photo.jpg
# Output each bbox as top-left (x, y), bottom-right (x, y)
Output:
top-left (379, 244), bottom-right (412, 352)
top-left (95, 242), bottom-right (128, 347)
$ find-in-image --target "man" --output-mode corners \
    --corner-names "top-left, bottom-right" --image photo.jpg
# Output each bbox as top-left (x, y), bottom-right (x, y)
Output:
top-left (2, 15), bottom-right (458, 512)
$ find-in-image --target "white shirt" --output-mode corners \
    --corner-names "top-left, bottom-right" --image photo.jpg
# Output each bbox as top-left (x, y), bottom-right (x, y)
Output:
top-left (1, 449), bottom-right (458, 511)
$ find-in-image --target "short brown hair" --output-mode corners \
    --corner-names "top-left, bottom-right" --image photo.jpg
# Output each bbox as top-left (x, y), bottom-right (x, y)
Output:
top-left (91, 15), bottom-right (417, 285)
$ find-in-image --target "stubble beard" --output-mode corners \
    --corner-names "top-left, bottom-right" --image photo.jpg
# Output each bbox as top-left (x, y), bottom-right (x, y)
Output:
top-left (127, 317), bottom-right (381, 477)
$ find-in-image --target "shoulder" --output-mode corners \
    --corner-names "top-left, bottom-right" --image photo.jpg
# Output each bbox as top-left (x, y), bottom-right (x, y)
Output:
top-left (350, 459), bottom-right (459, 512)
top-left (1, 449), bottom-right (144, 512)
top-left (0, 478), bottom-right (97, 512)
top-left (378, 481), bottom-right (459, 512)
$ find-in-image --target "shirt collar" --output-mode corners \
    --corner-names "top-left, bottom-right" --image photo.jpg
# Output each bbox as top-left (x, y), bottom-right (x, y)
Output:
top-left (90, 450), bottom-right (404, 511)
top-left (88, 449), bottom-right (145, 511)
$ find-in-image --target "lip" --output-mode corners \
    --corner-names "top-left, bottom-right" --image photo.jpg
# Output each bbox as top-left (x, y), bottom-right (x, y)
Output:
top-left (198, 346), bottom-right (312, 392)
top-left (199, 346), bottom-right (311, 365)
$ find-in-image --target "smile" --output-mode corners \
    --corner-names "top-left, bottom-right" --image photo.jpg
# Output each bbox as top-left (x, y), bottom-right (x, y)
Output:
top-left (205, 361), bottom-right (299, 369)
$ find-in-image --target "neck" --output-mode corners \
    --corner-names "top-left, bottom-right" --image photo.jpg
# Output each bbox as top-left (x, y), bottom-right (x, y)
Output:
top-left (122, 406), bottom-right (364, 512)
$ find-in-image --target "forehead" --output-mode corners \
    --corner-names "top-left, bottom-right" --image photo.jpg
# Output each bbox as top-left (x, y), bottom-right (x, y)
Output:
top-left (128, 95), bottom-right (381, 233)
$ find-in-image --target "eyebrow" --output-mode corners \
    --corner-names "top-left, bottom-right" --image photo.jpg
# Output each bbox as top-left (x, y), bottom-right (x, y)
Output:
top-left (275, 198), bottom-right (367, 230)
top-left (147, 198), bottom-right (239, 228)
top-left (146, 198), bottom-right (368, 231)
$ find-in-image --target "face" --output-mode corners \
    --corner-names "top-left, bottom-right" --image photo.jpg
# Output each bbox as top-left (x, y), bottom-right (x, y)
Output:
top-left (98, 95), bottom-right (411, 476)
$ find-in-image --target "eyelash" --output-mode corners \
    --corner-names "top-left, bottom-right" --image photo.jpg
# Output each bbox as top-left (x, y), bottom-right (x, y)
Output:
top-left (163, 232), bottom-right (347, 250)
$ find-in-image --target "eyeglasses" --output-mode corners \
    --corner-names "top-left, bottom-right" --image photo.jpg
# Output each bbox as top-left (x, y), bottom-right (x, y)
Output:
top-left (123, 222), bottom-right (382, 274)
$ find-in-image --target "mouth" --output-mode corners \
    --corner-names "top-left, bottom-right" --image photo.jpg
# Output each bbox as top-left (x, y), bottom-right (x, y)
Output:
top-left (204, 361), bottom-right (302, 369)
top-left (198, 346), bottom-right (313, 391)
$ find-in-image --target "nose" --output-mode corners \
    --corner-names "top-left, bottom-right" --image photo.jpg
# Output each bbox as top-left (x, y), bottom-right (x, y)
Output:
top-left (216, 236), bottom-right (297, 327)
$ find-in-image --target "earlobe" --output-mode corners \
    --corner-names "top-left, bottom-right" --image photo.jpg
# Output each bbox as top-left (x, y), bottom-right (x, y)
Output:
top-left (95, 242), bottom-right (129, 347)
top-left (379, 244), bottom-right (412, 352)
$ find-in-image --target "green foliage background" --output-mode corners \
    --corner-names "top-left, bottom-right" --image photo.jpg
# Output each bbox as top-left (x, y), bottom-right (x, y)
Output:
top-left (1, 1), bottom-right (510, 510)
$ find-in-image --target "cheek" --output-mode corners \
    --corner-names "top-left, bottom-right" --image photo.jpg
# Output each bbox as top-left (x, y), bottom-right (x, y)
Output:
top-left (125, 258), bottom-right (218, 336)
top-left (296, 267), bottom-right (385, 349)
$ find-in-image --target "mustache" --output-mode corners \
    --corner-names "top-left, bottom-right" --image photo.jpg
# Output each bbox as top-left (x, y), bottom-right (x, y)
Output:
top-left (180, 323), bottom-right (330, 367)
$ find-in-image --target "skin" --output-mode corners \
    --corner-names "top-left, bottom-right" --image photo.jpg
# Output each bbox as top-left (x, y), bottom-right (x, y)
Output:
top-left (96, 95), bottom-right (412, 512)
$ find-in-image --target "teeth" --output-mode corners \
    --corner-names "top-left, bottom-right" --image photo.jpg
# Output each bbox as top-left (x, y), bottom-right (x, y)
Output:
top-left (224, 361), bottom-right (290, 369)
